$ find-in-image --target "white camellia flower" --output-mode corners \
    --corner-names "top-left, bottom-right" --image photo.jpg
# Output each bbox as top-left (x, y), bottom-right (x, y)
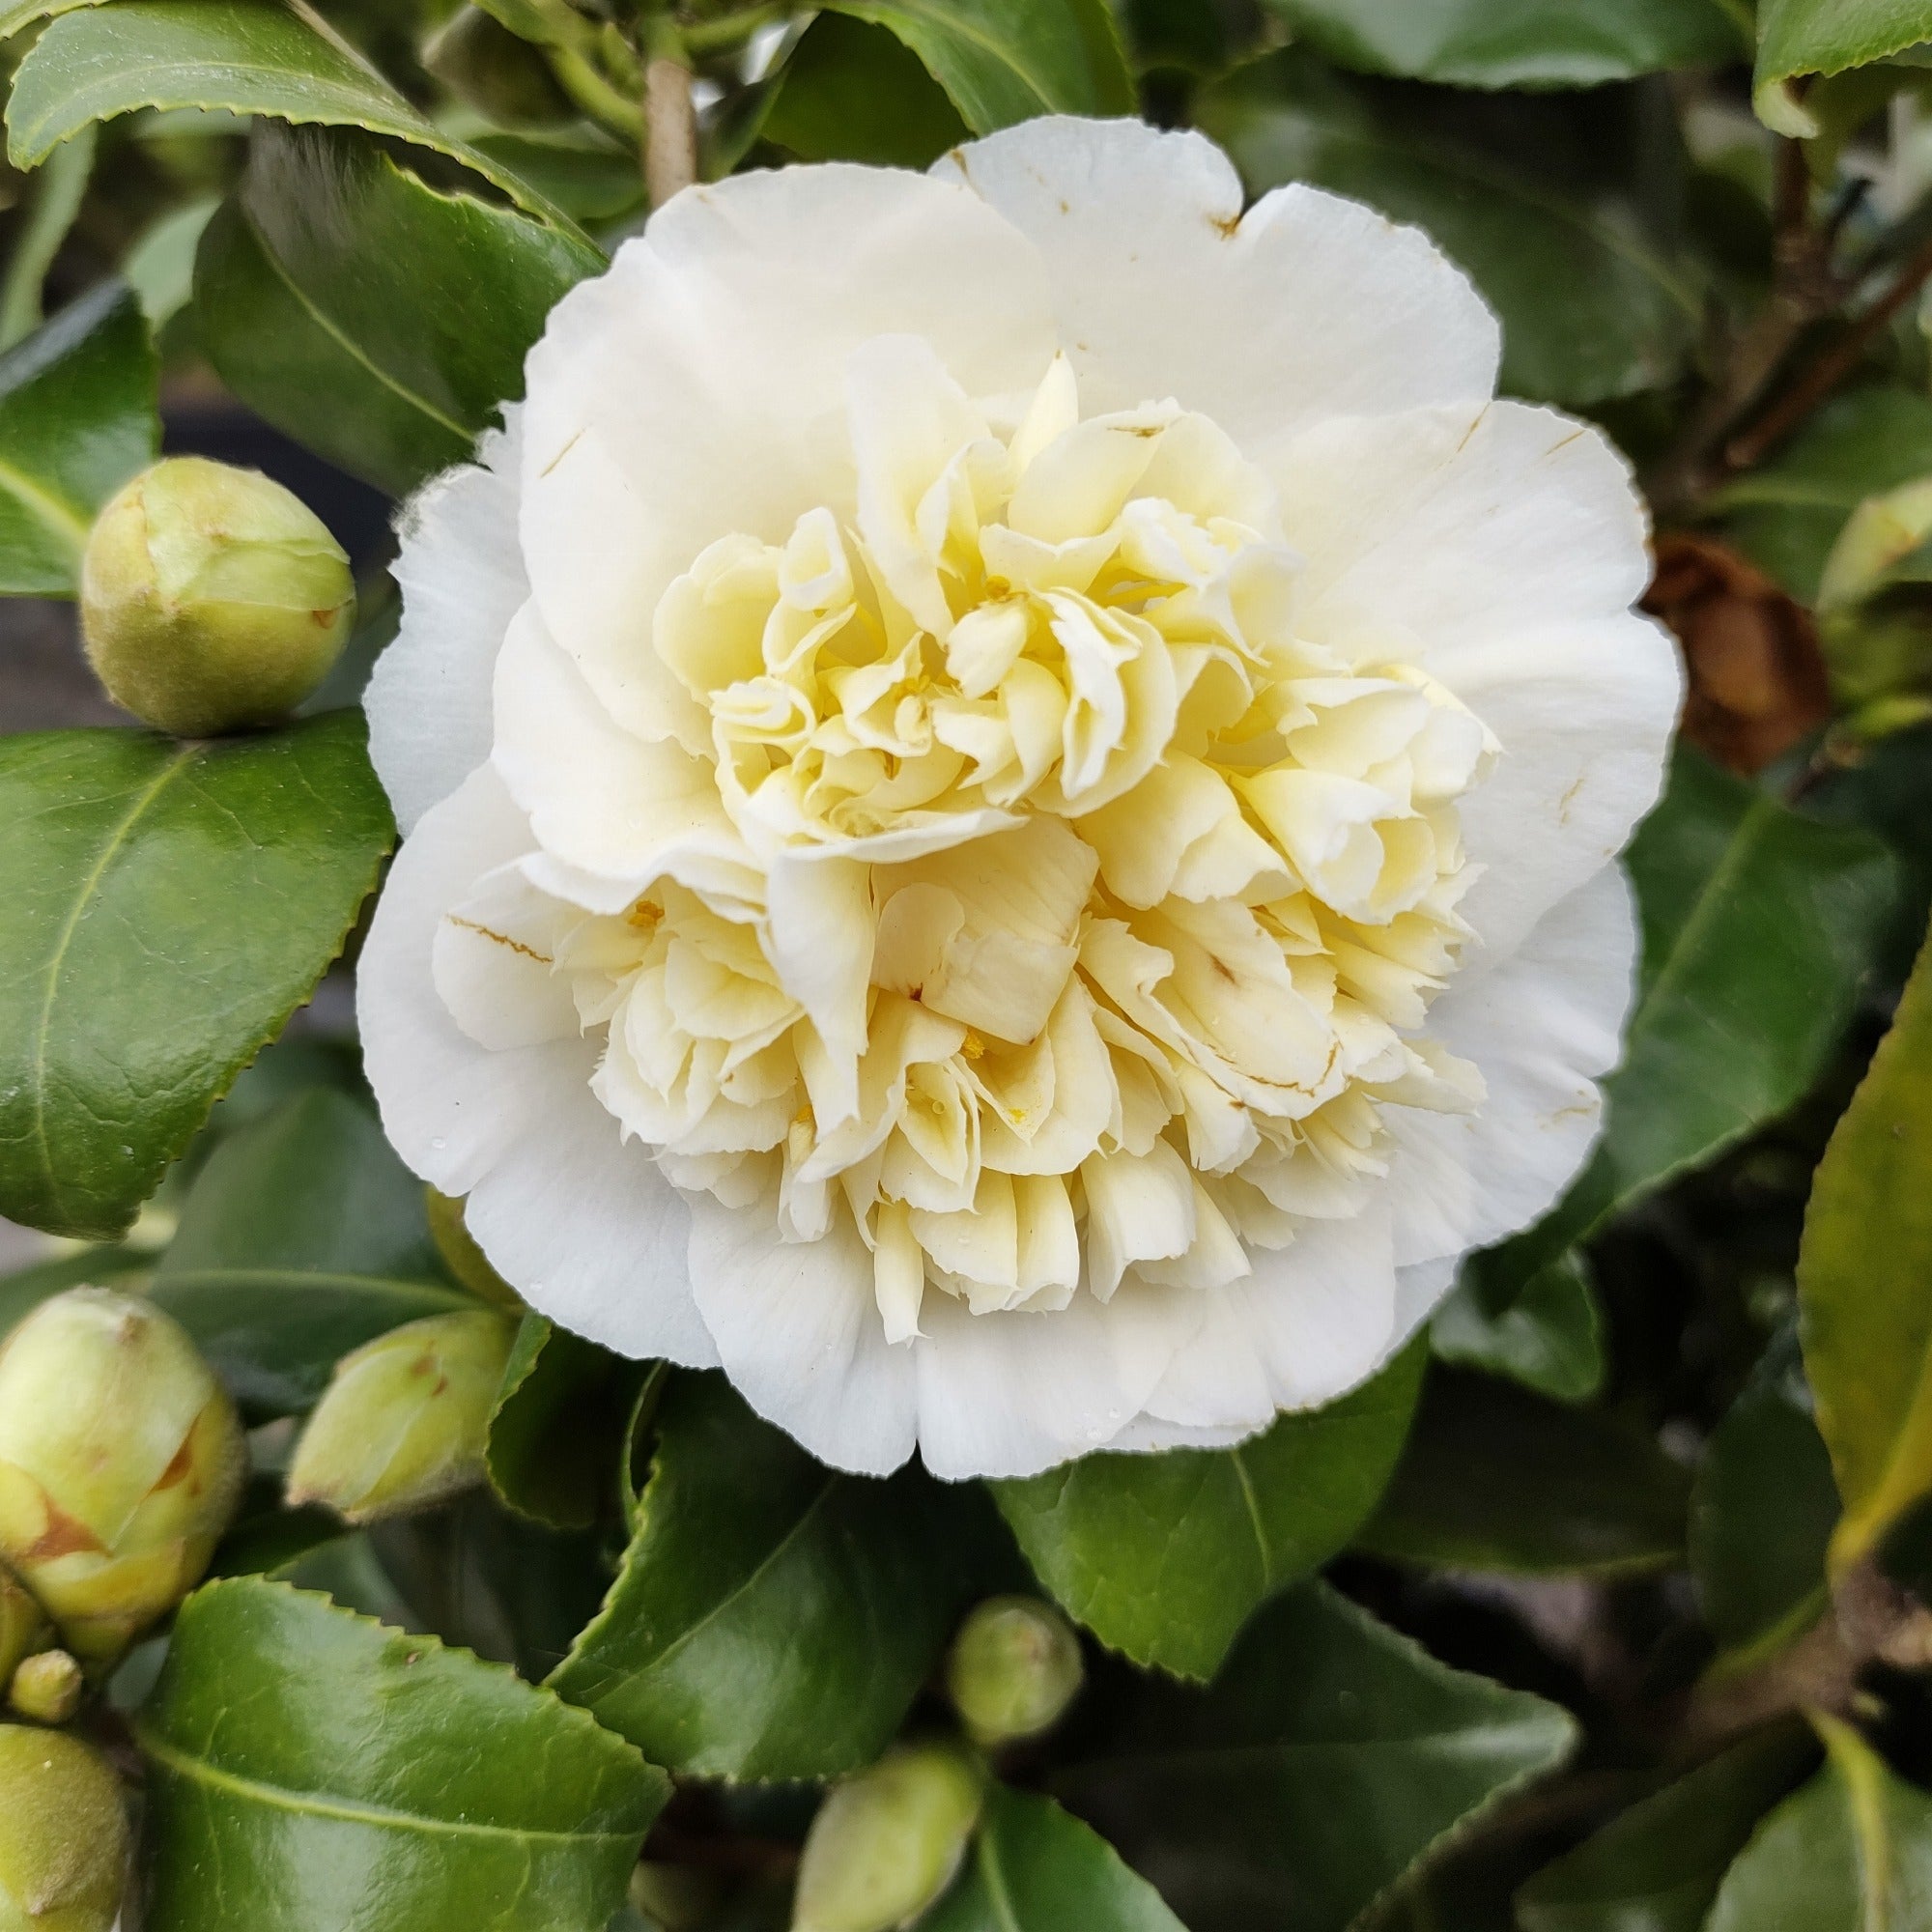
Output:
top-left (358, 116), bottom-right (1680, 1480)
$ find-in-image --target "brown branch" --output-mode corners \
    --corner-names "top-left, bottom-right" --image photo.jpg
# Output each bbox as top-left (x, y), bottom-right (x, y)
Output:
top-left (643, 48), bottom-right (698, 210)
top-left (1722, 226), bottom-right (1932, 474)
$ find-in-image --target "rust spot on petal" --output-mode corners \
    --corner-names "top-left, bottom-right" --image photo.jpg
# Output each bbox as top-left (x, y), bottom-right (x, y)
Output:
top-left (444, 915), bottom-right (553, 964)
top-left (151, 1433), bottom-right (197, 1492)
top-left (27, 1500), bottom-right (107, 1561)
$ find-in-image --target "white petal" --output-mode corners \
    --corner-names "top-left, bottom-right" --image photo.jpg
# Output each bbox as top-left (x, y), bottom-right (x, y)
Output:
top-left (357, 765), bottom-right (714, 1365)
top-left (763, 849), bottom-right (873, 1125)
top-left (520, 164), bottom-right (1057, 742)
top-left (686, 1192), bottom-right (919, 1475)
top-left (912, 1277), bottom-right (1206, 1480)
top-left (433, 861), bottom-right (580, 1051)
top-left (935, 117), bottom-right (1498, 456)
top-left (1272, 400), bottom-right (1678, 954)
top-left (368, 414), bottom-right (526, 834)
top-left (493, 601), bottom-right (753, 894)
top-left (1386, 864), bottom-right (1637, 1268)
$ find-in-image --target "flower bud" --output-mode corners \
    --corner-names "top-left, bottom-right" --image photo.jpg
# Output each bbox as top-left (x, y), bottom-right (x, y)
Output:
top-left (944, 1596), bottom-right (1084, 1747)
top-left (8, 1651), bottom-right (82, 1727)
top-left (792, 1743), bottom-right (984, 1932)
top-left (79, 456), bottom-right (355, 736)
top-left (0, 1576), bottom-right (43, 1693)
top-left (0, 1728), bottom-right (127, 1932)
top-left (286, 1310), bottom-right (517, 1523)
top-left (0, 1290), bottom-right (247, 1669)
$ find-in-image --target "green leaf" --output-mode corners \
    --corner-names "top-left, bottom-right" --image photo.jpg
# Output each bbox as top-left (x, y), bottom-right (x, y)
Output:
top-left (5, 0), bottom-right (564, 217)
top-left (136, 1577), bottom-right (668, 1931)
top-left (0, 1239), bottom-right (150, 1338)
top-left (196, 121), bottom-right (601, 497)
top-left (1799, 914), bottom-right (1932, 1573)
top-left (1717, 386), bottom-right (1932, 601)
top-left (1357, 1370), bottom-right (1690, 1577)
top-left (1196, 53), bottom-right (1701, 407)
top-left (763, 13), bottom-right (969, 168)
top-left (1056, 1582), bottom-right (1577, 1932)
top-left (0, 126), bottom-right (97, 350)
top-left (1690, 1326), bottom-right (1840, 1659)
top-left (1264, 0), bottom-right (1745, 88)
top-left (152, 1088), bottom-right (474, 1414)
top-left (823, 0), bottom-right (1133, 133)
top-left (1516, 1723), bottom-right (1817, 1932)
top-left (991, 1341), bottom-right (1424, 1681)
top-left (550, 1374), bottom-right (1006, 1782)
top-left (1706, 1717), bottom-right (1932, 1931)
top-left (1492, 749), bottom-right (1897, 1294)
top-left (487, 1316), bottom-right (640, 1532)
top-left (1759, 0), bottom-right (1932, 85)
top-left (0, 278), bottom-right (156, 594)
top-left (0, 716), bottom-right (392, 1241)
top-left (1432, 1250), bottom-right (1606, 1404)
top-left (924, 1785), bottom-right (1185, 1932)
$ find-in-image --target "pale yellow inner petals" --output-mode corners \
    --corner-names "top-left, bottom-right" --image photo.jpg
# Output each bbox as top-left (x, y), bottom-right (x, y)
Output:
top-left (454, 341), bottom-right (1499, 1343)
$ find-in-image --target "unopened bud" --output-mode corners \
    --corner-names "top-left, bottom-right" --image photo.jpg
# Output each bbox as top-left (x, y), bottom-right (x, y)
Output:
top-left (0, 1576), bottom-right (43, 1691)
top-left (945, 1596), bottom-right (1084, 1747)
top-left (8, 1651), bottom-right (81, 1727)
top-left (287, 1310), bottom-right (516, 1523)
top-left (1818, 475), bottom-right (1932, 612)
top-left (0, 1727), bottom-right (127, 1932)
top-left (0, 1290), bottom-right (247, 1668)
top-left (80, 456), bottom-right (355, 736)
top-left (792, 1743), bottom-right (983, 1932)
top-left (425, 1188), bottom-right (524, 1310)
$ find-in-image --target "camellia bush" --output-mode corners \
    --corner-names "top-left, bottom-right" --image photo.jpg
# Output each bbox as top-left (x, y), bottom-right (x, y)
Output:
top-left (5, 0), bottom-right (1932, 1925)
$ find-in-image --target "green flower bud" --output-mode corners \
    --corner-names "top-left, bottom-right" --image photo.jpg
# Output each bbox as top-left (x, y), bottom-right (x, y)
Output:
top-left (425, 1188), bottom-right (525, 1310)
top-left (0, 1575), bottom-right (44, 1692)
top-left (944, 1596), bottom-right (1084, 1747)
top-left (8, 1651), bottom-right (82, 1727)
top-left (287, 1310), bottom-right (516, 1523)
top-left (79, 456), bottom-right (355, 736)
top-left (1818, 475), bottom-right (1932, 612)
top-left (0, 1290), bottom-right (247, 1669)
top-left (0, 1728), bottom-right (127, 1932)
top-left (792, 1743), bottom-right (984, 1932)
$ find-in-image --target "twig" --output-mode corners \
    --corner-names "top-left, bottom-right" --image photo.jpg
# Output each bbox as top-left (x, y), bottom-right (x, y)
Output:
top-left (643, 29), bottom-right (698, 210)
top-left (1722, 226), bottom-right (1932, 473)
top-left (1647, 140), bottom-right (1844, 518)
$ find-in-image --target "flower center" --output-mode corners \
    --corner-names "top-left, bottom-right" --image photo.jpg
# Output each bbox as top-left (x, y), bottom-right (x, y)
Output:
top-left (487, 340), bottom-right (1500, 1338)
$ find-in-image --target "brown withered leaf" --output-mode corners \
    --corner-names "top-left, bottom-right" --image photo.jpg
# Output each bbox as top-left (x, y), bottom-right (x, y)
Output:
top-left (1644, 531), bottom-right (1832, 774)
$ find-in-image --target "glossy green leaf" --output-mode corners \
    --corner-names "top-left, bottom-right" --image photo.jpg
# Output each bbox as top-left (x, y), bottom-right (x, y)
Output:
top-left (0, 278), bottom-right (156, 594)
top-left (1706, 1718), bottom-right (1932, 1931)
top-left (1516, 1723), bottom-right (1817, 1932)
top-left (0, 1240), bottom-right (150, 1338)
top-left (137, 1577), bottom-right (668, 1931)
top-left (487, 1315), bottom-right (639, 1532)
top-left (1493, 750), bottom-right (1897, 1293)
top-left (823, 0), bottom-right (1133, 132)
top-left (551, 1374), bottom-right (1005, 1782)
top-left (1432, 1250), bottom-right (1605, 1404)
top-left (5, 0), bottom-right (563, 216)
top-left (153, 1088), bottom-right (472, 1414)
top-left (1197, 53), bottom-right (1700, 407)
top-left (1800, 915), bottom-right (1932, 1573)
top-left (924, 1786), bottom-right (1184, 1932)
top-left (196, 121), bottom-right (600, 497)
top-left (1759, 0), bottom-right (1932, 84)
top-left (992, 1341), bottom-right (1424, 1681)
top-left (1717, 387), bottom-right (1932, 601)
top-left (1690, 1326), bottom-right (1840, 1659)
top-left (0, 126), bottom-right (97, 350)
top-left (763, 13), bottom-right (969, 168)
top-left (1057, 1583), bottom-right (1577, 1932)
top-left (1358, 1371), bottom-right (1690, 1577)
top-left (1264, 0), bottom-right (1744, 88)
top-left (0, 717), bottom-right (391, 1241)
